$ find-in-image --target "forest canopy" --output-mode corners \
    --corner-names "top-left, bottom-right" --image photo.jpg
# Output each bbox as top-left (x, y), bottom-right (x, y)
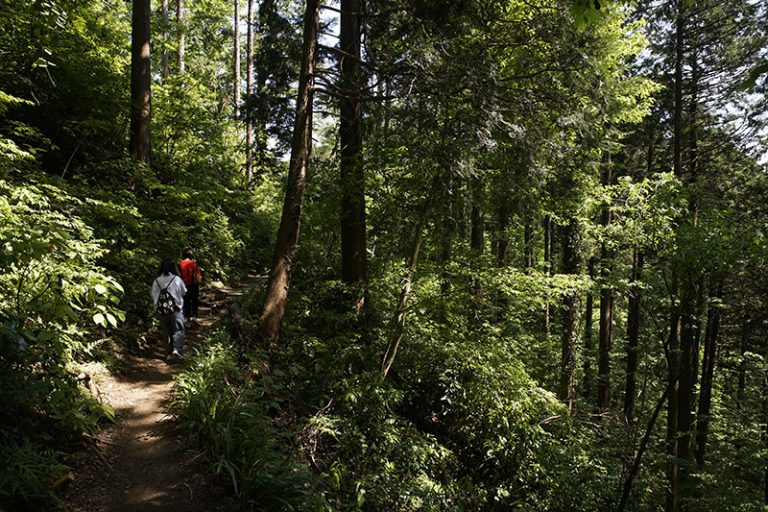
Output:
top-left (1, 0), bottom-right (767, 510)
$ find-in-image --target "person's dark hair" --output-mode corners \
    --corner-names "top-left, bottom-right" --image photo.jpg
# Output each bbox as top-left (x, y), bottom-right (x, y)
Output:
top-left (182, 248), bottom-right (194, 259)
top-left (158, 258), bottom-right (178, 277)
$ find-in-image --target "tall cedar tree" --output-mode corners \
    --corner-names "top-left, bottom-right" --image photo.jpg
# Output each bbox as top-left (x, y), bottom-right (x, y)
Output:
top-left (597, 161), bottom-right (614, 412)
top-left (233, 0), bottom-right (241, 118)
top-left (666, 1), bottom-right (686, 510)
top-left (161, 0), bottom-right (170, 81)
top-left (129, 0), bottom-right (151, 165)
top-left (245, 0), bottom-right (255, 181)
top-left (177, 0), bottom-right (185, 74)
top-left (339, 0), bottom-right (368, 309)
top-left (258, 0), bottom-right (320, 342)
top-left (558, 219), bottom-right (579, 412)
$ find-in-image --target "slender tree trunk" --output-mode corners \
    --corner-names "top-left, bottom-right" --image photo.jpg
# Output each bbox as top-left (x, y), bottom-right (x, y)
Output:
top-left (624, 117), bottom-right (653, 422)
top-left (440, 171), bottom-right (455, 298)
top-left (523, 213), bottom-right (533, 271)
top-left (738, 324), bottom-right (748, 406)
top-left (469, 197), bottom-right (485, 322)
top-left (676, 32), bottom-right (702, 496)
top-left (494, 196), bottom-right (511, 320)
top-left (255, 0), bottom-right (273, 160)
top-left (161, 0), bottom-right (170, 81)
top-left (667, 283), bottom-right (682, 512)
top-left (257, 0), bottom-right (319, 343)
top-left (233, 0), bottom-right (241, 118)
top-left (440, 199), bottom-right (454, 298)
top-left (543, 215), bottom-right (551, 334)
top-left (597, 162), bottom-right (614, 413)
top-left (618, 380), bottom-right (673, 512)
top-left (678, 281), bottom-right (697, 468)
top-left (381, 178), bottom-right (439, 379)
top-left (129, 0), bottom-right (151, 165)
top-left (497, 201), bottom-right (510, 268)
top-left (666, 3), bottom-right (686, 509)
top-left (381, 214), bottom-right (426, 380)
top-left (339, 0), bottom-right (367, 311)
top-left (583, 256), bottom-right (595, 400)
top-left (763, 357), bottom-right (768, 506)
top-left (177, 0), bottom-right (185, 75)
top-left (471, 203), bottom-right (484, 252)
top-left (624, 250), bottom-right (643, 423)
top-left (695, 283), bottom-right (722, 467)
top-left (245, 0), bottom-right (255, 181)
top-left (558, 219), bottom-right (579, 413)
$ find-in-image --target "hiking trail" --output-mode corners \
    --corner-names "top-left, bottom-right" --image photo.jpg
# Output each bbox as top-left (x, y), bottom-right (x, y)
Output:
top-left (64, 278), bottom-right (261, 512)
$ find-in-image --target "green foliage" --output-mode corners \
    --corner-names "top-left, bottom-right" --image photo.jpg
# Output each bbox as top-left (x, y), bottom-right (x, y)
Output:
top-left (0, 179), bottom-right (118, 508)
top-left (171, 331), bottom-right (328, 510)
top-left (0, 441), bottom-right (68, 506)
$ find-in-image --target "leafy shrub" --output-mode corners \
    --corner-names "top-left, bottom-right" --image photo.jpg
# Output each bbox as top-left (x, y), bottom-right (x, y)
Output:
top-left (0, 178), bottom-right (119, 508)
top-left (171, 331), bottom-right (328, 511)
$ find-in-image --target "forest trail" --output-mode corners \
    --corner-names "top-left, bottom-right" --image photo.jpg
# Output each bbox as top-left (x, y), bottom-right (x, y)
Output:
top-left (64, 277), bottom-right (261, 512)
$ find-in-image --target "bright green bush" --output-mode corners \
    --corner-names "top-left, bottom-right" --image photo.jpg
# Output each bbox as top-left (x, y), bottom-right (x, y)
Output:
top-left (0, 177), bottom-right (118, 508)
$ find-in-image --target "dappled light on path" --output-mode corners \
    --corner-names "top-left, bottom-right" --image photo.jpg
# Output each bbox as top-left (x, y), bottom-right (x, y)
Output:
top-left (65, 279), bottom-right (261, 511)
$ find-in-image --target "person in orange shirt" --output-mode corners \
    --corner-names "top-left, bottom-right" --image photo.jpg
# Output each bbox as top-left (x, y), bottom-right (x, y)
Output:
top-left (178, 248), bottom-right (202, 321)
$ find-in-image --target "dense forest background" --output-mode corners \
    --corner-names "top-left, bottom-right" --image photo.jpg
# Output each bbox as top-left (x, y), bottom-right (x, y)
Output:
top-left (1, 0), bottom-right (768, 510)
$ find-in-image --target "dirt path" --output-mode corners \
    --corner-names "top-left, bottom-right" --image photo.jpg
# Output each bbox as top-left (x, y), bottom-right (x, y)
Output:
top-left (65, 278), bottom-right (260, 512)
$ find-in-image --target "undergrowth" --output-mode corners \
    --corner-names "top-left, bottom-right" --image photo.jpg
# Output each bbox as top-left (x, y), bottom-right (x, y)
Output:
top-left (170, 329), bottom-right (329, 511)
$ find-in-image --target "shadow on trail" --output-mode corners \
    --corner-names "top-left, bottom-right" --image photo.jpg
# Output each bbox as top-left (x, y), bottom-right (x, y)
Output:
top-left (63, 279), bottom-right (263, 512)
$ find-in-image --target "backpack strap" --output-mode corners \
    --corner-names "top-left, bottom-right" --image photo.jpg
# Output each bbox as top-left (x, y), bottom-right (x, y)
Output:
top-left (157, 275), bottom-right (176, 291)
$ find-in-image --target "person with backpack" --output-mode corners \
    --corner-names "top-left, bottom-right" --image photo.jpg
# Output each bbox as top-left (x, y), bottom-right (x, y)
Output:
top-left (178, 248), bottom-right (202, 321)
top-left (152, 258), bottom-right (187, 360)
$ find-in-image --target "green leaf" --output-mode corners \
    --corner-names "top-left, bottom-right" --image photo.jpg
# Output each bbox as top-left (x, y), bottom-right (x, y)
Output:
top-left (94, 284), bottom-right (107, 295)
top-left (106, 313), bottom-right (118, 328)
top-left (92, 313), bottom-right (105, 326)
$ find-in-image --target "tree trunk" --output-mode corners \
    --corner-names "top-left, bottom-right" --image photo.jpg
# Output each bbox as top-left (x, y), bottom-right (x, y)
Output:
top-left (618, 380), bottom-right (673, 512)
top-left (666, 4), bottom-right (686, 509)
top-left (677, 281), bottom-right (697, 466)
top-left (523, 213), bottom-right (533, 271)
top-left (470, 197), bottom-right (485, 321)
top-left (381, 178), bottom-right (439, 379)
top-left (677, 26), bottom-right (701, 493)
top-left (255, 0), bottom-right (273, 161)
top-left (257, 0), bottom-right (319, 343)
top-left (558, 219), bottom-right (579, 413)
top-left (623, 250), bottom-right (643, 424)
top-left (233, 0), bottom-right (241, 118)
top-left (177, 0), bottom-right (185, 75)
top-left (381, 214), bottom-right (426, 380)
top-left (543, 215), bottom-right (551, 334)
top-left (738, 324), bottom-right (748, 407)
top-left (764, 357), bottom-right (768, 506)
top-left (471, 202), bottom-right (484, 252)
top-left (129, 0), bottom-right (151, 165)
top-left (161, 0), bottom-right (170, 81)
top-left (583, 256), bottom-right (595, 400)
top-left (440, 173), bottom-right (454, 298)
top-left (339, 0), bottom-right (367, 312)
top-left (667, 281), bottom-right (682, 512)
top-left (497, 201), bottom-right (510, 268)
top-left (695, 283), bottom-right (722, 467)
top-left (597, 162), bottom-right (613, 413)
top-left (245, 0), bottom-right (255, 181)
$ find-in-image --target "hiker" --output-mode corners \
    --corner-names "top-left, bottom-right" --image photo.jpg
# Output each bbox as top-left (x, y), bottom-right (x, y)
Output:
top-left (152, 258), bottom-right (187, 359)
top-left (178, 248), bottom-right (202, 321)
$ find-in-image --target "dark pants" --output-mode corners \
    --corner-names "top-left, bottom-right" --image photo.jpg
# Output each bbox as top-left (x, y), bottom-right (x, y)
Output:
top-left (184, 283), bottom-right (199, 318)
top-left (159, 311), bottom-right (185, 355)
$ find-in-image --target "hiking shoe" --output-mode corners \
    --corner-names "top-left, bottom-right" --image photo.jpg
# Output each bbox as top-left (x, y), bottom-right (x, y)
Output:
top-left (171, 350), bottom-right (184, 360)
